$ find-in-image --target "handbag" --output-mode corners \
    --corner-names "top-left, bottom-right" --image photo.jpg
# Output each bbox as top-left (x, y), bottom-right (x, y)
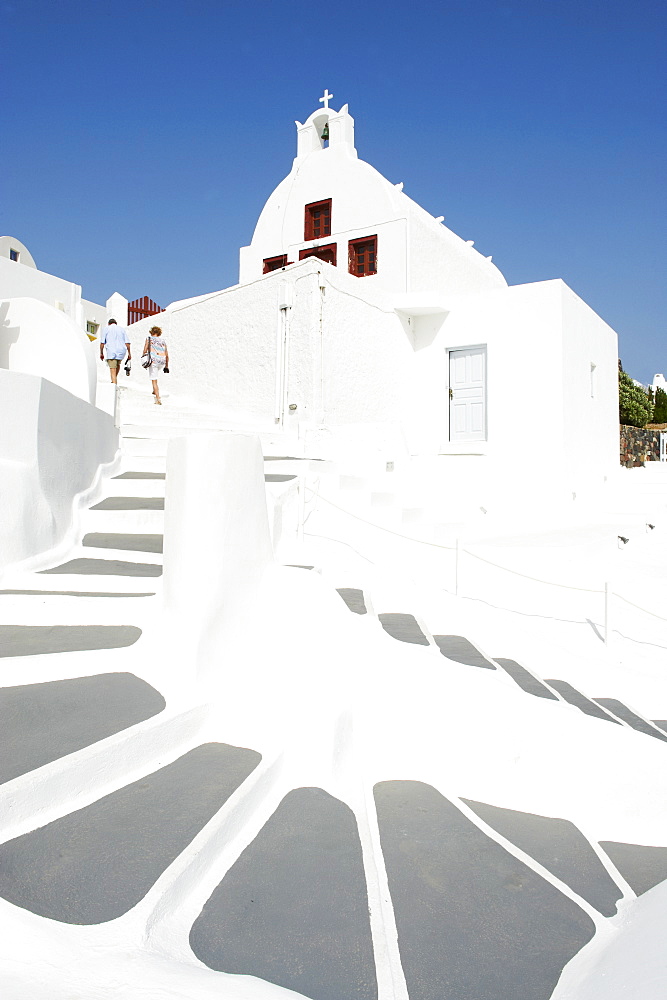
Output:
top-left (141, 351), bottom-right (152, 369)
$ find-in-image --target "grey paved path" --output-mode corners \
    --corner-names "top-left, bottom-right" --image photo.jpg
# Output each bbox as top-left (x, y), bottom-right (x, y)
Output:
top-left (545, 679), bottom-right (620, 723)
top-left (0, 625), bottom-right (141, 657)
top-left (652, 720), bottom-right (667, 733)
top-left (190, 787), bottom-right (377, 1000)
top-left (265, 474), bottom-right (297, 483)
top-left (90, 497), bottom-right (164, 510)
top-left (336, 588), bottom-right (367, 615)
top-left (40, 558), bottom-right (162, 577)
top-left (0, 672), bottom-right (165, 784)
top-left (374, 780), bottom-right (595, 1000)
top-left (378, 613), bottom-right (429, 645)
top-left (434, 635), bottom-right (495, 669)
top-left (0, 590), bottom-right (155, 597)
top-left (464, 799), bottom-right (621, 916)
top-left (0, 743), bottom-right (261, 924)
top-left (594, 698), bottom-right (667, 743)
top-left (83, 533), bottom-right (164, 553)
top-left (599, 841), bottom-right (667, 895)
top-left (113, 471), bottom-right (165, 479)
top-left (494, 658), bottom-right (558, 699)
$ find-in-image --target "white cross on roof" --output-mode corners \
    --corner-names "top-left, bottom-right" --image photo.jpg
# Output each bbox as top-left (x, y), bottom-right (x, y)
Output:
top-left (319, 89), bottom-right (334, 109)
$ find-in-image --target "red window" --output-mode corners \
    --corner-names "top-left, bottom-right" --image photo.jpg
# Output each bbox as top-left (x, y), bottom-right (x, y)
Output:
top-left (299, 244), bottom-right (337, 266)
top-left (348, 236), bottom-right (377, 277)
top-left (304, 199), bottom-right (332, 241)
top-left (263, 254), bottom-right (288, 274)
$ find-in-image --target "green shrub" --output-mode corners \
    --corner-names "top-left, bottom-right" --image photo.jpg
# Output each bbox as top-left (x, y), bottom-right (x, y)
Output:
top-left (619, 368), bottom-right (653, 427)
top-left (653, 386), bottom-right (667, 423)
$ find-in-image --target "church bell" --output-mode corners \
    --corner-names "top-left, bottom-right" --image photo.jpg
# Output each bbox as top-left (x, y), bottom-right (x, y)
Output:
top-left (321, 123), bottom-right (330, 141)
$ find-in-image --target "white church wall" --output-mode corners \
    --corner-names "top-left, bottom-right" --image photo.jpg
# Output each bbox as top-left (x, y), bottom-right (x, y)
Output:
top-left (433, 278), bottom-right (619, 498)
top-left (317, 274), bottom-right (409, 424)
top-left (0, 297), bottom-right (97, 404)
top-left (239, 102), bottom-right (505, 302)
top-left (240, 153), bottom-right (408, 294)
top-left (125, 272), bottom-right (283, 425)
top-left (434, 281), bottom-right (569, 493)
top-left (560, 282), bottom-right (619, 491)
top-left (405, 197), bottom-right (508, 297)
top-left (0, 370), bottom-right (118, 572)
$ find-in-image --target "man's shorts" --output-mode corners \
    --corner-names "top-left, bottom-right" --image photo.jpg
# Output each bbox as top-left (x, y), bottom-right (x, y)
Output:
top-left (107, 359), bottom-right (120, 369)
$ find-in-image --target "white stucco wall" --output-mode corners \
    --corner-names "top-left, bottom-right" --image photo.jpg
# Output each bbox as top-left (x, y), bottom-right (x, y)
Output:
top-left (239, 103), bottom-right (506, 301)
top-left (125, 271), bottom-right (283, 425)
top-left (560, 283), bottom-right (619, 490)
top-left (0, 242), bottom-right (107, 332)
top-left (405, 197), bottom-right (507, 297)
top-left (0, 369), bottom-right (118, 571)
top-left (106, 292), bottom-right (129, 327)
top-left (0, 256), bottom-right (82, 322)
top-left (123, 261), bottom-right (618, 494)
top-left (124, 258), bottom-right (429, 453)
top-left (81, 298), bottom-right (107, 335)
top-left (427, 278), bottom-right (619, 495)
top-left (0, 297), bottom-right (98, 404)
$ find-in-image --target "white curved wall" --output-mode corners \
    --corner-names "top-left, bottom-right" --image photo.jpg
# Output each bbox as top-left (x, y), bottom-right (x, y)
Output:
top-left (0, 370), bottom-right (118, 571)
top-left (0, 297), bottom-right (97, 404)
top-left (0, 236), bottom-right (36, 268)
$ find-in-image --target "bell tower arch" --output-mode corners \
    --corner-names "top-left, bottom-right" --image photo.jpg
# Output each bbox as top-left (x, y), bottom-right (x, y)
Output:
top-left (295, 90), bottom-right (356, 160)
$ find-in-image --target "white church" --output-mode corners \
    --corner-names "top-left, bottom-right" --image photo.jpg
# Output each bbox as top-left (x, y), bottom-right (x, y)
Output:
top-left (127, 92), bottom-right (619, 507)
top-left (3, 94), bottom-right (619, 488)
top-left (2, 96), bottom-right (667, 1000)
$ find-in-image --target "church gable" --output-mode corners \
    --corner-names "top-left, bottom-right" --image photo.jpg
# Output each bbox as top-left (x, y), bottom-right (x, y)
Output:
top-left (239, 93), bottom-right (506, 300)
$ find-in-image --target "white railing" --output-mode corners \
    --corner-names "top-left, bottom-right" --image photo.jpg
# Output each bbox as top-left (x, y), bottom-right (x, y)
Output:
top-left (302, 486), bottom-right (667, 647)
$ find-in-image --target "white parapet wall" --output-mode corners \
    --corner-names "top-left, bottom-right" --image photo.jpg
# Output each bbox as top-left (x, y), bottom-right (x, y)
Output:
top-left (0, 370), bottom-right (119, 572)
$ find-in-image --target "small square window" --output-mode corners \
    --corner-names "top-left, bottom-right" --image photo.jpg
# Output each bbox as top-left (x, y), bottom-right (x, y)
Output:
top-left (263, 254), bottom-right (288, 274)
top-left (304, 199), bottom-right (332, 241)
top-left (299, 243), bottom-right (337, 266)
top-left (348, 236), bottom-right (377, 277)
top-left (9, 248), bottom-right (20, 262)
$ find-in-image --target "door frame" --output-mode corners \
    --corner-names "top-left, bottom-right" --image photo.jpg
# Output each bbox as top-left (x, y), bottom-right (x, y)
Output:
top-left (446, 343), bottom-right (488, 443)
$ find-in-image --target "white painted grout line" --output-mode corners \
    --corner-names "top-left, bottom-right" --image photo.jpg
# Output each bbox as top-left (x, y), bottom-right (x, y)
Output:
top-left (578, 825), bottom-right (638, 905)
top-left (0, 704), bottom-right (210, 845)
top-left (356, 776), bottom-right (410, 1000)
top-left (440, 786), bottom-right (610, 933)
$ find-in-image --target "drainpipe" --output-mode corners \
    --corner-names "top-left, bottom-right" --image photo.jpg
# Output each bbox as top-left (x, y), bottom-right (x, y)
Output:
top-left (275, 280), bottom-right (293, 426)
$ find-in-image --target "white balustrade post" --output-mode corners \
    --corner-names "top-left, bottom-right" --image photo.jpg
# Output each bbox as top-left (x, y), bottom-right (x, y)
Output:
top-left (297, 476), bottom-right (306, 543)
top-left (455, 537), bottom-right (460, 596)
top-left (604, 582), bottom-right (611, 645)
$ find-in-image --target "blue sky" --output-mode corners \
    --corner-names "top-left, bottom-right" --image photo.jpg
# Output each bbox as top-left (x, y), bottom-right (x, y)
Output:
top-left (2, 0), bottom-right (665, 382)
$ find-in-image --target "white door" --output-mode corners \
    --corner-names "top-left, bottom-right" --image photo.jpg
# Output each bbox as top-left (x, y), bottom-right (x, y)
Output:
top-left (449, 347), bottom-right (486, 442)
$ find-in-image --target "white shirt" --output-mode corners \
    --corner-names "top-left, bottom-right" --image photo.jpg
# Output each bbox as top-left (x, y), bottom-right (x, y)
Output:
top-left (100, 324), bottom-right (128, 360)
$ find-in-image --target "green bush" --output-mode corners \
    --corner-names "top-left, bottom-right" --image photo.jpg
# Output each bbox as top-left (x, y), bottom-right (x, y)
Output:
top-left (653, 386), bottom-right (667, 423)
top-left (619, 368), bottom-right (653, 427)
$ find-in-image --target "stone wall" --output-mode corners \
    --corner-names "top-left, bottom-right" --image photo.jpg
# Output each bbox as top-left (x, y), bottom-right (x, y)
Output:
top-left (620, 425), bottom-right (662, 467)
